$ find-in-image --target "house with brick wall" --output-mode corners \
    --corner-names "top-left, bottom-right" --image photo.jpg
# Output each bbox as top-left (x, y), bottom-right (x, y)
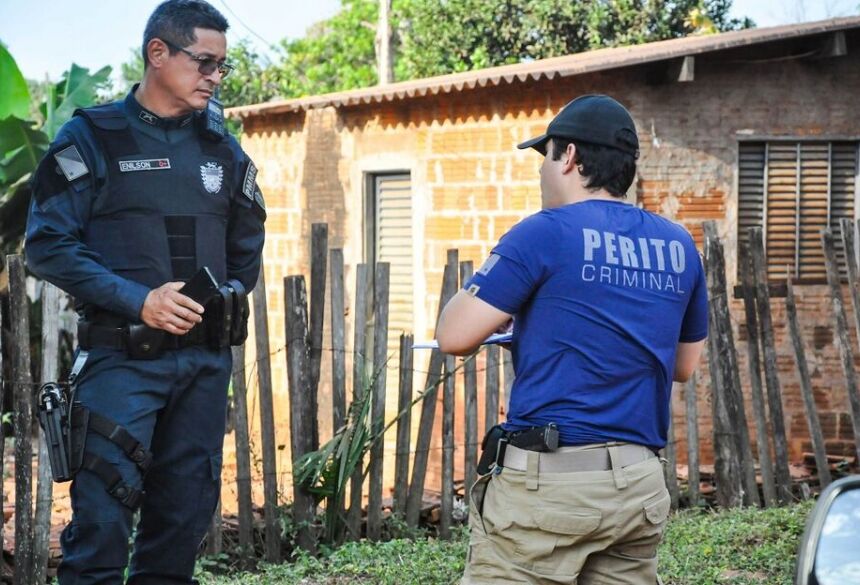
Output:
top-left (226, 17), bottom-right (860, 495)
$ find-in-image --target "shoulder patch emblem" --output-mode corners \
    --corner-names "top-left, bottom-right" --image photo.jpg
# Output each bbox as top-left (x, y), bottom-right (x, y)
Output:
top-left (254, 186), bottom-right (265, 210)
top-left (53, 145), bottom-right (89, 181)
top-left (200, 162), bottom-right (224, 194)
top-left (242, 161), bottom-right (258, 201)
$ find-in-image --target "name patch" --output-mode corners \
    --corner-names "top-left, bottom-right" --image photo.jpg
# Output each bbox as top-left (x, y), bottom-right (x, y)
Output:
top-left (119, 159), bottom-right (172, 172)
top-left (242, 161), bottom-right (258, 201)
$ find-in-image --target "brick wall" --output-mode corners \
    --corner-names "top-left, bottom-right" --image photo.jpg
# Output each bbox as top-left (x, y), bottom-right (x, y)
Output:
top-left (229, 47), bottom-right (859, 503)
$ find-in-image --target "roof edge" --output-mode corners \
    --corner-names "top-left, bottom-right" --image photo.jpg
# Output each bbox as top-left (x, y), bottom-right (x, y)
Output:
top-left (228, 16), bottom-right (860, 119)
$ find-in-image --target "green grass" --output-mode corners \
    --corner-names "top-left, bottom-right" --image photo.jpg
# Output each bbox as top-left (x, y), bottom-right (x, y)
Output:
top-left (197, 501), bottom-right (814, 585)
top-left (658, 500), bottom-right (814, 585)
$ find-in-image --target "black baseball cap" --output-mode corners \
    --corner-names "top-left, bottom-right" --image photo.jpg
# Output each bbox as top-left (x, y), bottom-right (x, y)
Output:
top-left (517, 94), bottom-right (639, 157)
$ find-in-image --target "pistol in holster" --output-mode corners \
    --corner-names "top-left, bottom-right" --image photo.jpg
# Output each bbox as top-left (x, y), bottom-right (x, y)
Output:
top-left (37, 382), bottom-right (88, 483)
top-left (37, 373), bottom-right (153, 508)
top-left (476, 423), bottom-right (560, 475)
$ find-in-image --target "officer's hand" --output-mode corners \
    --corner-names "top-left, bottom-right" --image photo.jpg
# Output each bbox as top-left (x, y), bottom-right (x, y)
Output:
top-left (141, 282), bottom-right (205, 335)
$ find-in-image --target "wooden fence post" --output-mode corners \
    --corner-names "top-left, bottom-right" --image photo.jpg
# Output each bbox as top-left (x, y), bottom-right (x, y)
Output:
top-left (502, 349), bottom-right (514, 415)
top-left (484, 345), bottom-right (500, 434)
top-left (822, 229), bottom-right (860, 463)
top-left (309, 223), bottom-right (328, 450)
top-left (367, 263), bottom-right (390, 541)
top-left (838, 219), bottom-right (860, 461)
top-left (748, 227), bottom-right (793, 504)
top-left (347, 264), bottom-right (370, 539)
top-left (460, 261), bottom-right (478, 504)
top-left (205, 500), bottom-right (222, 556)
top-left (440, 353), bottom-right (455, 539)
top-left (285, 275), bottom-right (317, 554)
top-left (785, 279), bottom-right (832, 488)
top-left (253, 264), bottom-right (281, 561)
top-left (393, 334), bottom-right (413, 518)
top-left (663, 391), bottom-right (680, 510)
top-left (329, 250), bottom-right (347, 532)
top-left (739, 246), bottom-right (777, 507)
top-left (230, 344), bottom-right (254, 566)
top-left (0, 284), bottom-right (5, 577)
top-left (406, 259), bottom-right (458, 528)
top-left (8, 255), bottom-right (34, 585)
top-left (703, 229), bottom-right (744, 508)
top-left (841, 218), bottom-right (860, 354)
top-left (33, 282), bottom-right (59, 583)
top-left (330, 250), bottom-right (347, 436)
top-left (704, 224), bottom-right (759, 507)
top-left (684, 373), bottom-right (701, 506)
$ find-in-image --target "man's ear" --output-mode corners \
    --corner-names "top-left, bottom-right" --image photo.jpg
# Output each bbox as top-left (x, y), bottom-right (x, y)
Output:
top-left (561, 142), bottom-right (578, 175)
top-left (146, 38), bottom-right (170, 70)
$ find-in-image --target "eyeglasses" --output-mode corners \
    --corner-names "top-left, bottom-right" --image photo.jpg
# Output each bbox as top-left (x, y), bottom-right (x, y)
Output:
top-left (160, 38), bottom-right (234, 79)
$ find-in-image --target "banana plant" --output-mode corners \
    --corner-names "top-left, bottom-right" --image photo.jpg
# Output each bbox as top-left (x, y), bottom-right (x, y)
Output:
top-left (294, 353), bottom-right (476, 546)
top-left (0, 42), bottom-right (110, 256)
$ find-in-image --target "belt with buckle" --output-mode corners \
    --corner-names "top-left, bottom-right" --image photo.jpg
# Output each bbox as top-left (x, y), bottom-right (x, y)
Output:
top-left (503, 442), bottom-right (656, 473)
top-left (78, 321), bottom-right (208, 351)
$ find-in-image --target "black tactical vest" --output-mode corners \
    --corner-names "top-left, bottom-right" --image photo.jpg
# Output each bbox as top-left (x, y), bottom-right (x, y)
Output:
top-left (75, 103), bottom-right (236, 290)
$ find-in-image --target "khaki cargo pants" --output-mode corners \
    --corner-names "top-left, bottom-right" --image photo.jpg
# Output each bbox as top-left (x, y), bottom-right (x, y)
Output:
top-left (461, 444), bottom-right (671, 585)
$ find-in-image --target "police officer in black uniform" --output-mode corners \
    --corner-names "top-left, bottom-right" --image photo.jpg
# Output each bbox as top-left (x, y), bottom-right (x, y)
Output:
top-left (25, 2), bottom-right (265, 583)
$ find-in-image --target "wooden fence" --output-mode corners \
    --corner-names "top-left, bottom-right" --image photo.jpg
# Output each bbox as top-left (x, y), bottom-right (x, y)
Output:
top-left (3, 218), bottom-right (860, 579)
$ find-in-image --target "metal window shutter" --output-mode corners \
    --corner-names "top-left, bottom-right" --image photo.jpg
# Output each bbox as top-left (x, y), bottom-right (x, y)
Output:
top-left (797, 143), bottom-right (829, 280)
top-left (829, 142), bottom-right (858, 279)
top-left (765, 142), bottom-right (799, 281)
top-left (375, 174), bottom-right (414, 347)
top-left (737, 142), bottom-right (765, 280)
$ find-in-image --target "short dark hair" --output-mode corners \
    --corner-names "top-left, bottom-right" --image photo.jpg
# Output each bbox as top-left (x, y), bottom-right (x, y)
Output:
top-left (551, 137), bottom-right (636, 198)
top-left (142, 0), bottom-right (229, 67)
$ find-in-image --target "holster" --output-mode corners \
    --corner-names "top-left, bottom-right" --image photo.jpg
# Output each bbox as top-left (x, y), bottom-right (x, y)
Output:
top-left (37, 382), bottom-right (88, 483)
top-left (477, 424), bottom-right (508, 475)
top-left (475, 423), bottom-right (560, 475)
top-left (37, 384), bottom-right (152, 509)
top-left (205, 279), bottom-right (249, 348)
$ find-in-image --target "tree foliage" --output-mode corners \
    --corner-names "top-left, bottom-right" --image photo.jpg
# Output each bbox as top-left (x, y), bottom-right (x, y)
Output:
top-left (395, 0), bottom-right (754, 79)
top-left (271, 0), bottom-right (378, 100)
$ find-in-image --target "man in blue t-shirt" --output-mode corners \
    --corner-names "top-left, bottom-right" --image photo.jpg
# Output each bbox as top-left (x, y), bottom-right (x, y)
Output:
top-left (437, 94), bottom-right (707, 585)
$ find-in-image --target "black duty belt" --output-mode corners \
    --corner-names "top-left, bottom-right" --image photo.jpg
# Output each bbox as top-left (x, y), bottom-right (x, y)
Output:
top-left (78, 321), bottom-right (208, 352)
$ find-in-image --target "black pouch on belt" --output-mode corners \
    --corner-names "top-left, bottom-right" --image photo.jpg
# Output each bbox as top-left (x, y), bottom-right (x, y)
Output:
top-left (477, 424), bottom-right (508, 475)
top-left (125, 323), bottom-right (165, 360)
top-left (226, 279), bottom-right (249, 346)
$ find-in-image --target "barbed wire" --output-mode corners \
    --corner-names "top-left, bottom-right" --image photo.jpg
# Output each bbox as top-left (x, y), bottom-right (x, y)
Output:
top-left (2, 340), bottom-right (512, 395)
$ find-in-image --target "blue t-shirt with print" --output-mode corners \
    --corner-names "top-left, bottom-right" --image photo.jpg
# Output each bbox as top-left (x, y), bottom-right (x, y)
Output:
top-left (465, 199), bottom-right (708, 450)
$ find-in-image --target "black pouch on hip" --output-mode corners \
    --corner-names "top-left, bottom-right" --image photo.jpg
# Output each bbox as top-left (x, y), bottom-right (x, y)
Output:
top-left (125, 323), bottom-right (165, 360)
top-left (226, 279), bottom-right (249, 346)
top-left (477, 424), bottom-right (508, 475)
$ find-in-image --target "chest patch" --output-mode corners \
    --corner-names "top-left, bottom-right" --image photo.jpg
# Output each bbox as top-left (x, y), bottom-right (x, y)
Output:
top-left (200, 162), bottom-right (224, 194)
top-left (119, 159), bottom-right (171, 172)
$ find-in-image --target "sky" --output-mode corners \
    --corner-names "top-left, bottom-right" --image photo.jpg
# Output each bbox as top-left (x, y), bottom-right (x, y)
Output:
top-left (0, 0), bottom-right (857, 83)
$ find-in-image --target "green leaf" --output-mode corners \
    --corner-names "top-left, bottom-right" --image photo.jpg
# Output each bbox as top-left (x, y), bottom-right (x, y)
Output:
top-left (0, 117), bottom-right (49, 184)
top-left (44, 64), bottom-right (112, 139)
top-left (0, 44), bottom-right (31, 120)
